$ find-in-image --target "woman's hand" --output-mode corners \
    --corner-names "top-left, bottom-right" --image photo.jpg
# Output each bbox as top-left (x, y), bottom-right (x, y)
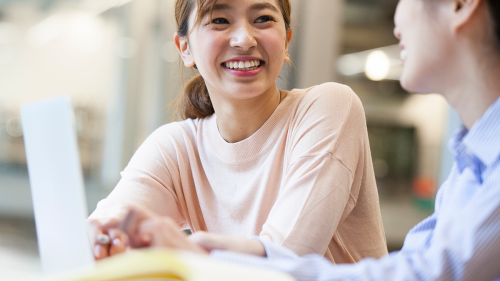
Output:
top-left (118, 207), bottom-right (208, 255)
top-left (188, 232), bottom-right (266, 257)
top-left (87, 218), bottom-right (129, 260)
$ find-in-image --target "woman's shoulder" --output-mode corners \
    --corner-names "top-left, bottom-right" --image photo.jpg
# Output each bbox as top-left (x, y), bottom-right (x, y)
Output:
top-left (291, 82), bottom-right (364, 120)
top-left (147, 118), bottom-right (202, 148)
top-left (283, 82), bottom-right (368, 161)
top-left (299, 82), bottom-right (358, 103)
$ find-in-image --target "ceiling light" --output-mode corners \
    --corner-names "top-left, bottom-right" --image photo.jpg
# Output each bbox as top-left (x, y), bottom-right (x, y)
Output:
top-left (365, 50), bottom-right (390, 81)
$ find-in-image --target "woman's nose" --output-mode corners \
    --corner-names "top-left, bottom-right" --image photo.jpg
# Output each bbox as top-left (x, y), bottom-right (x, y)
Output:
top-left (393, 26), bottom-right (401, 40)
top-left (230, 24), bottom-right (257, 51)
top-left (393, 1), bottom-right (403, 40)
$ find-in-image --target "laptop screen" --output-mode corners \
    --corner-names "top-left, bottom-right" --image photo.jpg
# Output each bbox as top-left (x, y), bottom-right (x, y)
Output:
top-left (21, 96), bottom-right (94, 275)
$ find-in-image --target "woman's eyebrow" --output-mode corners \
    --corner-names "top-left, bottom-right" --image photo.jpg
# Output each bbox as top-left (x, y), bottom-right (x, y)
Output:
top-left (201, 2), bottom-right (279, 19)
top-left (201, 3), bottom-right (232, 18)
top-left (249, 2), bottom-right (280, 13)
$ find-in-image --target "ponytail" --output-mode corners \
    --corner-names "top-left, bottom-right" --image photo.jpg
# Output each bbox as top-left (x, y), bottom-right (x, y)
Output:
top-left (173, 0), bottom-right (292, 120)
top-left (175, 74), bottom-right (214, 119)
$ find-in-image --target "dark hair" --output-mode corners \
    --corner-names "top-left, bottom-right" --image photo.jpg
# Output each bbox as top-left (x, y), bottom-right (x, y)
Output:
top-left (487, 0), bottom-right (500, 46)
top-left (173, 0), bottom-right (292, 119)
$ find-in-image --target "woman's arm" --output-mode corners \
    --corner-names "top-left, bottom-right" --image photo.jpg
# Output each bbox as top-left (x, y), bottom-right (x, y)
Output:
top-left (88, 126), bottom-right (189, 259)
top-left (114, 207), bottom-right (267, 257)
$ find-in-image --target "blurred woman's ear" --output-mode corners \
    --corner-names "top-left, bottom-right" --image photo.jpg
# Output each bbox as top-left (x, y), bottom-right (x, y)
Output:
top-left (451, 0), bottom-right (482, 33)
top-left (174, 32), bottom-right (195, 67)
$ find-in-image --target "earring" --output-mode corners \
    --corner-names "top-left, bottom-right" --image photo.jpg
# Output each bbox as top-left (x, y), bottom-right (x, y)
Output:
top-left (284, 53), bottom-right (290, 62)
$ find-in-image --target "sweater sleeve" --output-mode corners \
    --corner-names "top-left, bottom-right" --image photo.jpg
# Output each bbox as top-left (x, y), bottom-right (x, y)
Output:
top-left (89, 126), bottom-right (187, 227)
top-left (259, 83), bottom-right (377, 257)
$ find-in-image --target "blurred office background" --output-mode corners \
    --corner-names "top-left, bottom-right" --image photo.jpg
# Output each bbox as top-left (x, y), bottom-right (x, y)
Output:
top-left (0, 0), bottom-right (461, 279)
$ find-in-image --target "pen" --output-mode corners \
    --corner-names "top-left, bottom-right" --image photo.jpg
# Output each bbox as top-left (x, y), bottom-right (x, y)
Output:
top-left (97, 234), bottom-right (111, 244)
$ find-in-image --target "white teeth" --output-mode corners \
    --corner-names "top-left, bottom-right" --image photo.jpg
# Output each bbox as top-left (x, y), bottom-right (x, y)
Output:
top-left (224, 60), bottom-right (262, 69)
top-left (400, 50), bottom-right (407, 60)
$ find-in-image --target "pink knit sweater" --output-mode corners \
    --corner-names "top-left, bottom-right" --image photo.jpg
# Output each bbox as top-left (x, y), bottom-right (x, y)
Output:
top-left (90, 82), bottom-right (388, 263)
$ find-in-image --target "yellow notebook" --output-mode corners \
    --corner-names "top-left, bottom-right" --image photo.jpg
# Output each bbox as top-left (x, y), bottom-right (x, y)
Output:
top-left (43, 249), bottom-right (295, 281)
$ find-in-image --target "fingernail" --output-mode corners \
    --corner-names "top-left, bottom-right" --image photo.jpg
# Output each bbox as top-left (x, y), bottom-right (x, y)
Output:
top-left (94, 245), bottom-right (101, 257)
top-left (113, 238), bottom-right (122, 247)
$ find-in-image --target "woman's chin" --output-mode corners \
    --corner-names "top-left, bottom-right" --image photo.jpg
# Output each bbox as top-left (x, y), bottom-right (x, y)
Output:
top-left (399, 77), bottom-right (414, 93)
top-left (400, 72), bottom-right (427, 94)
top-left (222, 83), bottom-right (273, 98)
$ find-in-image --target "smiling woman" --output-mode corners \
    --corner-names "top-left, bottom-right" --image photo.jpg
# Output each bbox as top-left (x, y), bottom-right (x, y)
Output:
top-left (87, 0), bottom-right (388, 264)
top-left (174, 0), bottom-right (292, 124)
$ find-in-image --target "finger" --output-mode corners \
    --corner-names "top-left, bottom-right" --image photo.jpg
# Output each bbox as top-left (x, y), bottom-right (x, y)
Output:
top-left (138, 219), bottom-right (163, 247)
top-left (140, 218), bottom-right (208, 254)
top-left (99, 218), bottom-right (120, 230)
top-left (119, 208), bottom-right (150, 248)
top-left (138, 218), bottom-right (181, 248)
top-left (94, 243), bottom-right (110, 260)
top-left (108, 228), bottom-right (129, 256)
top-left (87, 219), bottom-right (102, 245)
top-left (188, 232), bottom-right (221, 252)
top-left (87, 220), bottom-right (111, 259)
top-left (119, 208), bottom-right (142, 233)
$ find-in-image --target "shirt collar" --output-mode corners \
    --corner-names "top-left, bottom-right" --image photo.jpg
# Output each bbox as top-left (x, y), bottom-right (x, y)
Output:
top-left (449, 126), bottom-right (483, 182)
top-left (448, 97), bottom-right (500, 183)
top-left (463, 97), bottom-right (500, 167)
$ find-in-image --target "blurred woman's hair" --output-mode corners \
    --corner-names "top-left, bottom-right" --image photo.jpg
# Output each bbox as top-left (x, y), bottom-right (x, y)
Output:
top-left (173, 0), bottom-right (292, 120)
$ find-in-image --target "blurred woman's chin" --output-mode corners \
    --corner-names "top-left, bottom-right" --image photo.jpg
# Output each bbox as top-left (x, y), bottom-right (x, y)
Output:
top-left (399, 74), bottom-right (415, 93)
top-left (399, 72), bottom-right (428, 94)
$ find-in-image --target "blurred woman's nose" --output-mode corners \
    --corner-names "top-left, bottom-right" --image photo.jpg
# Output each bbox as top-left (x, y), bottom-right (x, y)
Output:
top-left (230, 23), bottom-right (257, 51)
top-left (394, 26), bottom-right (401, 40)
top-left (393, 1), bottom-right (403, 40)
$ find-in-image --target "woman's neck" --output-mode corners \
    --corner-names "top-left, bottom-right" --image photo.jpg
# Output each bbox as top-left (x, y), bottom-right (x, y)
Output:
top-left (441, 5), bottom-right (500, 130)
top-left (210, 84), bottom-right (285, 143)
top-left (440, 47), bottom-right (500, 130)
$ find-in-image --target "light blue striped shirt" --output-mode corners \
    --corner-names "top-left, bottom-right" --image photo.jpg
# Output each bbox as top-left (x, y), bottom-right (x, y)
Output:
top-left (211, 96), bottom-right (500, 281)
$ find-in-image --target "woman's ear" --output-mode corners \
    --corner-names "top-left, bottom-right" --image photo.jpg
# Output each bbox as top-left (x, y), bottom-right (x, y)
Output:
top-left (451, 0), bottom-right (482, 33)
top-left (284, 29), bottom-right (293, 62)
top-left (174, 32), bottom-right (195, 67)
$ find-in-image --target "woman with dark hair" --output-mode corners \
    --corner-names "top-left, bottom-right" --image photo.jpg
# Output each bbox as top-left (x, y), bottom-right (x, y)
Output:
top-left (110, 0), bottom-right (500, 280)
top-left (87, 0), bottom-right (388, 264)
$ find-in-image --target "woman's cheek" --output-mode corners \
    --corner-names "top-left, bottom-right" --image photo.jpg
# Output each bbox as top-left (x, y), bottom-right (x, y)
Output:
top-left (193, 32), bottom-right (225, 62)
top-left (261, 33), bottom-right (287, 65)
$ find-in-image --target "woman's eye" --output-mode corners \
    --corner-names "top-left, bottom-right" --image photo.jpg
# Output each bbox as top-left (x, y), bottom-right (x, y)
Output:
top-left (255, 15), bottom-right (275, 23)
top-left (211, 18), bottom-right (229, 24)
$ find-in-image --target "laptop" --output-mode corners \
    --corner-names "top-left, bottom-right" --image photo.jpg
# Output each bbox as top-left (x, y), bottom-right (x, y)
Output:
top-left (21, 96), bottom-right (95, 276)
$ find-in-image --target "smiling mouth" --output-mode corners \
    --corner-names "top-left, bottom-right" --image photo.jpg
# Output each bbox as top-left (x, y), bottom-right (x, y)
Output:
top-left (222, 60), bottom-right (264, 71)
top-left (400, 49), bottom-right (407, 61)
